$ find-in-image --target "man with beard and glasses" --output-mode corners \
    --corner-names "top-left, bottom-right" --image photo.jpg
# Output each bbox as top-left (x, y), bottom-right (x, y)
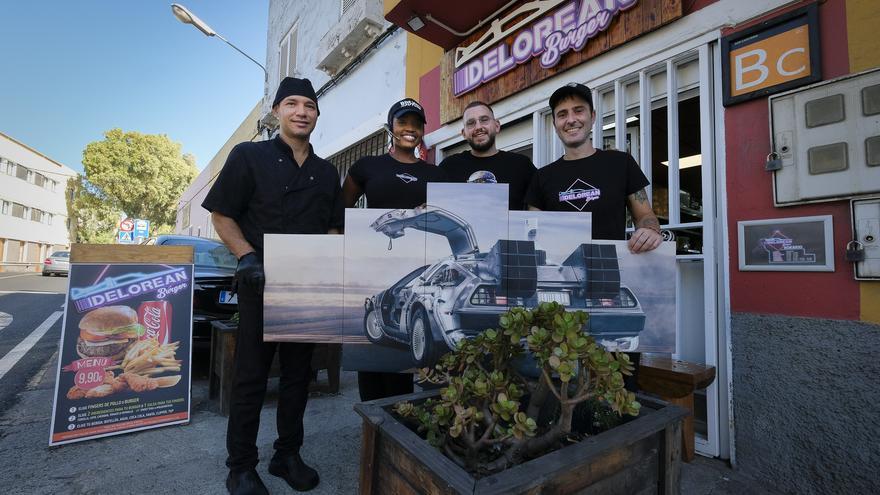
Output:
top-left (439, 101), bottom-right (536, 210)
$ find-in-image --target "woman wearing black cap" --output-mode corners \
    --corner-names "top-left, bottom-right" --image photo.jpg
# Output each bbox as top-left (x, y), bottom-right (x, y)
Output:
top-left (342, 97), bottom-right (447, 401)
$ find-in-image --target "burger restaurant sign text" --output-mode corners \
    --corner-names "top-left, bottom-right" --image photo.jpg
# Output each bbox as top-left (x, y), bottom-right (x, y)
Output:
top-left (453, 0), bottom-right (637, 96)
top-left (440, 0), bottom-right (683, 123)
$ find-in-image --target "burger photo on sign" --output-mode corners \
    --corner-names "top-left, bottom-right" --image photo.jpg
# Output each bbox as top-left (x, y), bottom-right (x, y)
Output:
top-left (76, 305), bottom-right (143, 361)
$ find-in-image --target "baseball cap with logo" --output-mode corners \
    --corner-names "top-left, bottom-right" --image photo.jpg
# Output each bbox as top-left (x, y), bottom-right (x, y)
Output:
top-left (549, 82), bottom-right (594, 112)
top-left (387, 98), bottom-right (427, 128)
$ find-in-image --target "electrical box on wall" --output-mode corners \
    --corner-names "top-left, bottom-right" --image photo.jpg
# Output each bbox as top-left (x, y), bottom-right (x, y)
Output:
top-left (770, 68), bottom-right (880, 206)
top-left (852, 197), bottom-right (880, 280)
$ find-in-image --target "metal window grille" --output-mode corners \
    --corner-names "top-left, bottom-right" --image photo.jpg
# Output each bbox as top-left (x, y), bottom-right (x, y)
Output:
top-left (341, 0), bottom-right (357, 15)
top-left (327, 129), bottom-right (388, 208)
top-left (11, 203), bottom-right (25, 218)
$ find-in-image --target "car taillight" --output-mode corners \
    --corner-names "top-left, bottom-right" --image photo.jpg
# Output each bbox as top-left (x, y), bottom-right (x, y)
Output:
top-left (471, 286), bottom-right (508, 305)
top-left (44, 259), bottom-right (52, 264)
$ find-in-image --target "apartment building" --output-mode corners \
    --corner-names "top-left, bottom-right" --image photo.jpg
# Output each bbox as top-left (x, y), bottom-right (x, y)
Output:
top-left (0, 132), bottom-right (76, 270)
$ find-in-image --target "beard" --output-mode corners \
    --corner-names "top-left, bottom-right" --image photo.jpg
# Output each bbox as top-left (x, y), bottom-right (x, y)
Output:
top-left (468, 133), bottom-right (496, 152)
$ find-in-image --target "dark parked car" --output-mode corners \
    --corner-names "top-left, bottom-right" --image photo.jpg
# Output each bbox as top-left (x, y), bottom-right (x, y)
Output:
top-left (364, 207), bottom-right (645, 366)
top-left (42, 250), bottom-right (70, 276)
top-left (143, 235), bottom-right (238, 347)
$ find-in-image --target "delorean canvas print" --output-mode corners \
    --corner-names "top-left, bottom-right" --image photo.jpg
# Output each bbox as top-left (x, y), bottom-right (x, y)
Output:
top-left (264, 183), bottom-right (676, 372)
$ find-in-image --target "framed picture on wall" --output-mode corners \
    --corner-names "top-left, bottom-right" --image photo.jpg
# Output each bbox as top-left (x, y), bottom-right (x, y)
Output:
top-left (738, 215), bottom-right (834, 271)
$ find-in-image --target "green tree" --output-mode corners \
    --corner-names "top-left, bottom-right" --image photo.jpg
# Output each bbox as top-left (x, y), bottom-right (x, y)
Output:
top-left (75, 129), bottom-right (197, 241)
top-left (66, 174), bottom-right (122, 244)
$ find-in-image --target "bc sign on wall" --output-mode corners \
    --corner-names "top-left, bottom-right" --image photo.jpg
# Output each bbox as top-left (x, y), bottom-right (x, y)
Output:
top-left (721, 3), bottom-right (821, 106)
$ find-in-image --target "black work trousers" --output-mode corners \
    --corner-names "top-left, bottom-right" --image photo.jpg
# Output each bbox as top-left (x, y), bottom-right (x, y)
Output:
top-left (226, 281), bottom-right (314, 472)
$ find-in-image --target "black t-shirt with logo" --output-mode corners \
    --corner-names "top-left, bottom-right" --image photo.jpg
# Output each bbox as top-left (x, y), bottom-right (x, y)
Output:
top-left (525, 149), bottom-right (649, 240)
top-left (346, 154), bottom-right (448, 209)
top-left (439, 150), bottom-right (536, 210)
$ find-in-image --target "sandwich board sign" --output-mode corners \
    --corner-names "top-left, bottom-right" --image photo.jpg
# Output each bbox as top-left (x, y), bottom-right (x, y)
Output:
top-left (49, 244), bottom-right (194, 446)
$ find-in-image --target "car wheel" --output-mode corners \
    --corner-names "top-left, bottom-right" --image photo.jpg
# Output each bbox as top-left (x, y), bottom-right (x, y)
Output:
top-left (410, 307), bottom-right (438, 367)
top-left (41, 272), bottom-right (49, 277)
top-left (363, 309), bottom-right (389, 345)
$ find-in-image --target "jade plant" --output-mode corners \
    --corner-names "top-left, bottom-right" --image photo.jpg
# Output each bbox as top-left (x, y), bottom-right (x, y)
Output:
top-left (394, 302), bottom-right (640, 474)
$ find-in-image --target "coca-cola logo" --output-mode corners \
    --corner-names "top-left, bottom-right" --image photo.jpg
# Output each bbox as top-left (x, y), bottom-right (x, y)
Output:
top-left (143, 306), bottom-right (162, 339)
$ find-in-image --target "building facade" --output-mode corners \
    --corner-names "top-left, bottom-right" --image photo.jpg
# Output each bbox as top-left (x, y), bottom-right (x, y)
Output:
top-left (265, 0), bottom-right (429, 175)
top-left (0, 132), bottom-right (76, 270)
top-left (175, 102), bottom-right (262, 237)
top-left (382, 0), bottom-right (880, 492)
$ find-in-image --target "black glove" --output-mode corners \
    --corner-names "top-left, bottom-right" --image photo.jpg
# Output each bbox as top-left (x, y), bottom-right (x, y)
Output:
top-left (235, 252), bottom-right (265, 296)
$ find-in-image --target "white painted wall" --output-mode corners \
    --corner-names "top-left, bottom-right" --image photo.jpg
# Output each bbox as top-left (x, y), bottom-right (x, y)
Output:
top-left (266, 0), bottom-right (405, 158)
top-left (0, 133), bottom-right (76, 252)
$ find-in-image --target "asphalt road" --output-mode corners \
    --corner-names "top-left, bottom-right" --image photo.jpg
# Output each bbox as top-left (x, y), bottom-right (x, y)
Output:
top-left (0, 273), bottom-right (66, 419)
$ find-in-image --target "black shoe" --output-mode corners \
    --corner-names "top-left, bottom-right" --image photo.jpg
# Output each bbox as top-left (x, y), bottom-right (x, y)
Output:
top-left (268, 452), bottom-right (320, 491)
top-left (226, 469), bottom-right (269, 495)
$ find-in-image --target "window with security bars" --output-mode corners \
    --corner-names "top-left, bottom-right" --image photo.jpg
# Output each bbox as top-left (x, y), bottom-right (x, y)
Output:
top-left (11, 203), bottom-right (25, 219)
top-left (279, 25), bottom-right (297, 80)
top-left (341, 0), bottom-right (357, 15)
top-left (327, 129), bottom-right (388, 207)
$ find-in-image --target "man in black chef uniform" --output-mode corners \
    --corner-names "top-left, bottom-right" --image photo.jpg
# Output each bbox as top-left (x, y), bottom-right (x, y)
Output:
top-left (439, 101), bottom-right (536, 210)
top-left (203, 77), bottom-right (343, 494)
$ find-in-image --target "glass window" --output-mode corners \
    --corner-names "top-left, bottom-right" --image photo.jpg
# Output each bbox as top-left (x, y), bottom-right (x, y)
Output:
top-left (35, 173), bottom-right (46, 188)
top-left (159, 237), bottom-right (238, 270)
top-left (16, 165), bottom-right (28, 180)
top-left (11, 203), bottom-right (25, 218)
top-left (1, 201), bottom-right (8, 215)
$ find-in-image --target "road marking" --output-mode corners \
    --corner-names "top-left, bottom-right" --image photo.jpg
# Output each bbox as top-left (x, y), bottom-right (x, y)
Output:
top-left (0, 312), bottom-right (11, 331)
top-left (0, 273), bottom-right (39, 280)
top-left (0, 310), bottom-right (63, 382)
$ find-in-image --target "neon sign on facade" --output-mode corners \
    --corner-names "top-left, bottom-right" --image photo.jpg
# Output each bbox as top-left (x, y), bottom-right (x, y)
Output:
top-left (453, 0), bottom-right (638, 97)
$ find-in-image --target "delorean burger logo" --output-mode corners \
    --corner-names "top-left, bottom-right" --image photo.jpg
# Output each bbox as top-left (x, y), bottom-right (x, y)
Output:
top-left (558, 179), bottom-right (600, 211)
top-left (396, 173), bottom-right (418, 184)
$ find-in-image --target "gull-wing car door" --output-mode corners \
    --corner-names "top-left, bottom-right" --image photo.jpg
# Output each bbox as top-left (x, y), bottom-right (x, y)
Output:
top-left (371, 206), bottom-right (479, 258)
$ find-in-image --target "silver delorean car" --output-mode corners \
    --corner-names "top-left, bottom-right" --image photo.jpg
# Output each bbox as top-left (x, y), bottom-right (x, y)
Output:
top-left (363, 206), bottom-right (645, 366)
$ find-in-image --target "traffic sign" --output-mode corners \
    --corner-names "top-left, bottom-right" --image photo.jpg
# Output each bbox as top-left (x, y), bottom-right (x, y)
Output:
top-left (134, 219), bottom-right (150, 239)
top-left (119, 218), bottom-right (134, 232)
top-left (118, 231), bottom-right (135, 244)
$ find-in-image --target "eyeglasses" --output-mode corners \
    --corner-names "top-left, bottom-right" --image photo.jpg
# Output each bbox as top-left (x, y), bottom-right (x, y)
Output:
top-left (464, 116), bottom-right (493, 129)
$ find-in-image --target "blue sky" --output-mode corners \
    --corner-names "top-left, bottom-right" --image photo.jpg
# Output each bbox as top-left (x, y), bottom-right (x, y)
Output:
top-left (0, 1), bottom-right (268, 173)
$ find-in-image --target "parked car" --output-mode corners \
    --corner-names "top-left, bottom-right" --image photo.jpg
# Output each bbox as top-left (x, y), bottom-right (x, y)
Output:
top-left (364, 207), bottom-right (646, 366)
top-left (42, 250), bottom-right (70, 276)
top-left (142, 235), bottom-right (238, 347)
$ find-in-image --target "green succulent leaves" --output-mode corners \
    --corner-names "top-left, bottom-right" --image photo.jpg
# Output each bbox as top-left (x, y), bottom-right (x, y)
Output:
top-left (393, 302), bottom-right (640, 471)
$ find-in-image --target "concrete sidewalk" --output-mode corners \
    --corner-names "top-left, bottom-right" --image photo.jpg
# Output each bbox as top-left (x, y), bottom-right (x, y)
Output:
top-left (0, 364), bottom-right (775, 494)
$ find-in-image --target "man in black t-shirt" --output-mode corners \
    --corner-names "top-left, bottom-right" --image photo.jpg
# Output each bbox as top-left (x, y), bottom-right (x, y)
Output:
top-left (526, 83), bottom-right (662, 252)
top-left (439, 101), bottom-right (536, 210)
top-left (203, 78), bottom-right (340, 495)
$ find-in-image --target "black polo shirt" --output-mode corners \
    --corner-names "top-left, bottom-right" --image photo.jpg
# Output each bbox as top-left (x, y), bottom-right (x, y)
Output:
top-left (202, 135), bottom-right (344, 255)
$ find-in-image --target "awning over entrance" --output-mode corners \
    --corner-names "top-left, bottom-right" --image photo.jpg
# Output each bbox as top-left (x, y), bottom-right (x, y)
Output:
top-left (384, 0), bottom-right (512, 49)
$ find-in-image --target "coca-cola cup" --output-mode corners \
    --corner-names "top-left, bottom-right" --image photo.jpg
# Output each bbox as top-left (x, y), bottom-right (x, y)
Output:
top-left (138, 301), bottom-right (172, 344)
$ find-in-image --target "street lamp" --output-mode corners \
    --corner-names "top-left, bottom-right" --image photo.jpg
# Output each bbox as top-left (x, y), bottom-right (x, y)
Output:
top-left (171, 3), bottom-right (269, 103)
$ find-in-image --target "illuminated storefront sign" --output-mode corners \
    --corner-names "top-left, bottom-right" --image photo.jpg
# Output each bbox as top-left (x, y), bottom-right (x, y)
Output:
top-left (453, 0), bottom-right (637, 96)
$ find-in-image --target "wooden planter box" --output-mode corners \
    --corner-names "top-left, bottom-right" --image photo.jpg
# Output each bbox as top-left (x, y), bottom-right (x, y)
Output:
top-left (354, 390), bottom-right (687, 495)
